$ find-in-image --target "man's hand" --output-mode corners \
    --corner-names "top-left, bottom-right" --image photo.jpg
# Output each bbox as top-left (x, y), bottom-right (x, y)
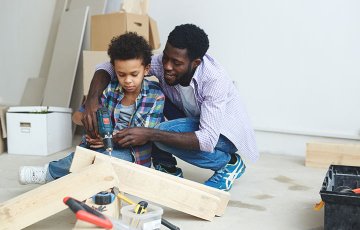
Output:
top-left (85, 134), bottom-right (104, 149)
top-left (81, 98), bottom-right (100, 138)
top-left (113, 127), bottom-right (153, 147)
top-left (82, 69), bottom-right (112, 138)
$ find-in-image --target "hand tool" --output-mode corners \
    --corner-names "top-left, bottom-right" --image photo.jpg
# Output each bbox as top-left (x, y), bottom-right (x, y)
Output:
top-left (96, 107), bottom-right (114, 157)
top-left (63, 196), bottom-right (113, 229)
top-left (134, 201), bottom-right (148, 214)
top-left (334, 186), bottom-right (360, 194)
top-left (112, 187), bottom-right (180, 230)
top-left (112, 186), bottom-right (136, 205)
top-left (131, 201), bottom-right (148, 228)
top-left (93, 191), bottom-right (115, 205)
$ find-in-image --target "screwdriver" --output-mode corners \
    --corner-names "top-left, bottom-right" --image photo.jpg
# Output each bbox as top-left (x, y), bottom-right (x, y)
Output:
top-left (112, 187), bottom-right (180, 230)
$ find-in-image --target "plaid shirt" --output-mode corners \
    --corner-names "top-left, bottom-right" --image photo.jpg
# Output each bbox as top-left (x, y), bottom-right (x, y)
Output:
top-left (100, 78), bottom-right (165, 167)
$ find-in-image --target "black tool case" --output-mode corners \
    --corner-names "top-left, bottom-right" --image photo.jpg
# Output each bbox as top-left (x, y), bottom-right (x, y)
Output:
top-left (320, 164), bottom-right (360, 230)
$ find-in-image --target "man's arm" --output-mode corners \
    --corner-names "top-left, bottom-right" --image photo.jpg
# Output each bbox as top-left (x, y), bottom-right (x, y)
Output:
top-left (82, 69), bottom-right (111, 137)
top-left (114, 128), bottom-right (201, 150)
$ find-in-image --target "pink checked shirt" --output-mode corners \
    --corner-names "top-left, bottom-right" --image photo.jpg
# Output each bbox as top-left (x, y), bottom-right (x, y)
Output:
top-left (96, 54), bottom-right (259, 162)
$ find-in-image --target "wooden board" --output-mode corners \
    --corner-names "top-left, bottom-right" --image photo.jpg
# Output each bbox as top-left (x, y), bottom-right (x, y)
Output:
top-left (0, 162), bottom-right (118, 230)
top-left (42, 7), bottom-right (89, 107)
top-left (68, 1), bottom-right (107, 125)
top-left (20, 78), bottom-right (47, 106)
top-left (0, 106), bottom-right (7, 154)
top-left (0, 106), bottom-right (8, 138)
top-left (38, 0), bottom-right (67, 80)
top-left (82, 51), bottom-right (109, 95)
top-left (69, 0), bottom-right (107, 50)
top-left (71, 146), bottom-right (230, 219)
top-left (306, 142), bottom-right (360, 168)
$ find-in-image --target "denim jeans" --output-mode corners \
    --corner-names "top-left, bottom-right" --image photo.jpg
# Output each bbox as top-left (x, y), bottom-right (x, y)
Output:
top-left (47, 143), bottom-right (134, 181)
top-left (152, 117), bottom-right (238, 171)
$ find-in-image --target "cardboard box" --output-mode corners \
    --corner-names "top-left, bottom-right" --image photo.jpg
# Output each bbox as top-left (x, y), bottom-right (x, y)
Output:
top-left (6, 106), bottom-right (73, 156)
top-left (149, 16), bottom-right (160, 50)
top-left (83, 51), bottom-right (110, 95)
top-left (91, 12), bottom-right (149, 51)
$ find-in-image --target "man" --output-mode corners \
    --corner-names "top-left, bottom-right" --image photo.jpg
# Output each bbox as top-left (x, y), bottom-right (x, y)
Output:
top-left (83, 24), bottom-right (259, 191)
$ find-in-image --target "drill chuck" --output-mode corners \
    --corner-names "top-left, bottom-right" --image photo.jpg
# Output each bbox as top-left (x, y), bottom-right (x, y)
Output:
top-left (103, 133), bottom-right (113, 152)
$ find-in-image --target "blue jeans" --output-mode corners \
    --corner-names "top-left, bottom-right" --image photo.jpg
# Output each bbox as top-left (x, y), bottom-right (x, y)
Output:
top-left (152, 118), bottom-right (238, 171)
top-left (47, 143), bottom-right (134, 181)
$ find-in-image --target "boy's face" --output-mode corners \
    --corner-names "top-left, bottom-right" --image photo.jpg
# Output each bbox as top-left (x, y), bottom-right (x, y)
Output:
top-left (114, 59), bottom-right (149, 94)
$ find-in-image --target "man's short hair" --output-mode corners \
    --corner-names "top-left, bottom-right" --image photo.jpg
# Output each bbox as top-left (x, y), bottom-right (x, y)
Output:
top-left (108, 32), bottom-right (152, 66)
top-left (167, 24), bottom-right (209, 60)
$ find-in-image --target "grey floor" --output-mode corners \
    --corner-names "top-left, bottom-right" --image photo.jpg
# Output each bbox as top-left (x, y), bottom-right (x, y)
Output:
top-left (0, 135), bottom-right (327, 230)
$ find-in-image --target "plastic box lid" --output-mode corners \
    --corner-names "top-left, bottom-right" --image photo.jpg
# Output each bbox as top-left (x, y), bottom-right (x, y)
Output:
top-left (8, 106), bottom-right (72, 113)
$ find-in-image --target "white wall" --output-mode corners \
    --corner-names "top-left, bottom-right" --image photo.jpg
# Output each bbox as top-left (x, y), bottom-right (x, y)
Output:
top-left (0, 0), bottom-right (56, 105)
top-left (148, 0), bottom-right (360, 156)
top-left (1, 0), bottom-right (359, 156)
top-left (149, 0), bottom-right (360, 141)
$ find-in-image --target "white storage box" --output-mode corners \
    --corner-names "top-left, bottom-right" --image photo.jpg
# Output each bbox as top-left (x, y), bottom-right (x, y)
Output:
top-left (6, 106), bottom-right (72, 156)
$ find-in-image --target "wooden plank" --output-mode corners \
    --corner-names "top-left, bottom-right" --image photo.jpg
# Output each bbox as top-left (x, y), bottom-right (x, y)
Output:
top-left (82, 51), bottom-right (109, 95)
top-left (69, 0), bottom-right (106, 50)
top-left (0, 106), bottom-right (6, 154)
top-left (0, 106), bottom-right (8, 138)
top-left (20, 78), bottom-right (47, 106)
top-left (68, 0), bottom-right (107, 124)
top-left (0, 162), bottom-right (118, 230)
top-left (71, 146), bottom-right (229, 220)
top-left (306, 142), bottom-right (360, 168)
top-left (71, 146), bottom-right (229, 216)
top-left (42, 7), bottom-right (89, 107)
top-left (38, 0), bottom-right (67, 80)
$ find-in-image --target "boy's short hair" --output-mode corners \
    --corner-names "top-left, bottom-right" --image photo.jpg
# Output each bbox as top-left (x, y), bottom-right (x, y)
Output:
top-left (108, 32), bottom-right (152, 66)
top-left (167, 24), bottom-right (209, 61)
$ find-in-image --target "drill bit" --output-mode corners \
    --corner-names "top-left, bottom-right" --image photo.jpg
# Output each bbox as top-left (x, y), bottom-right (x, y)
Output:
top-left (106, 147), bottom-right (112, 158)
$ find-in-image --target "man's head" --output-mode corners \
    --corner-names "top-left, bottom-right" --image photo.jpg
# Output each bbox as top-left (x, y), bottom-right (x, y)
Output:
top-left (108, 32), bottom-right (152, 94)
top-left (162, 24), bottom-right (209, 86)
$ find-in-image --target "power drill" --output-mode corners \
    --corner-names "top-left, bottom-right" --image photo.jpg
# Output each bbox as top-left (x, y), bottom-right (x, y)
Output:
top-left (96, 107), bottom-right (113, 157)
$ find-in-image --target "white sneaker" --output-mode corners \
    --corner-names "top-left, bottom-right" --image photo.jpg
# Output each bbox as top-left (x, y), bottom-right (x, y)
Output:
top-left (18, 164), bottom-right (48, 185)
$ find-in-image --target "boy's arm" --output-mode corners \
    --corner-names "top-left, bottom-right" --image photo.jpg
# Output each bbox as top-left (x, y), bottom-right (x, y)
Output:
top-left (82, 69), bottom-right (111, 137)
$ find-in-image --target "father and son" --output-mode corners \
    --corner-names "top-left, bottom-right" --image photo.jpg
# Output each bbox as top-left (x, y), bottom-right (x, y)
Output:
top-left (19, 24), bottom-right (259, 192)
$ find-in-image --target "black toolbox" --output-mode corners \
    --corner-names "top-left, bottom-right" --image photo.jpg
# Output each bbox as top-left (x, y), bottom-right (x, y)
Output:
top-left (320, 165), bottom-right (360, 230)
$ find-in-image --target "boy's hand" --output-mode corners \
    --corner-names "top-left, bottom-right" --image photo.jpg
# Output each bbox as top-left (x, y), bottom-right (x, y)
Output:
top-left (113, 127), bottom-right (152, 147)
top-left (85, 134), bottom-right (104, 149)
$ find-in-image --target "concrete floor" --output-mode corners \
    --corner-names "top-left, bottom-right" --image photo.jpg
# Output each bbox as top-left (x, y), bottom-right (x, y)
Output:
top-left (0, 135), bottom-right (327, 230)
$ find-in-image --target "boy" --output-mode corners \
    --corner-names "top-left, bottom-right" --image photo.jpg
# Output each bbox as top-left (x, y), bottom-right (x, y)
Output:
top-left (19, 32), bottom-right (165, 184)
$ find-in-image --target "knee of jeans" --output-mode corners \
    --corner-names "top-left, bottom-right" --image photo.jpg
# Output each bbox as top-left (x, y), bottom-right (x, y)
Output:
top-left (154, 123), bottom-right (161, 129)
top-left (154, 141), bottom-right (167, 151)
top-left (155, 120), bottom-right (170, 131)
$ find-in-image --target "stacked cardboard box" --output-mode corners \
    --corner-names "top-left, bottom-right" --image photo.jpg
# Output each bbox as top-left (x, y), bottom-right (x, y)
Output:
top-left (91, 12), bottom-right (160, 51)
